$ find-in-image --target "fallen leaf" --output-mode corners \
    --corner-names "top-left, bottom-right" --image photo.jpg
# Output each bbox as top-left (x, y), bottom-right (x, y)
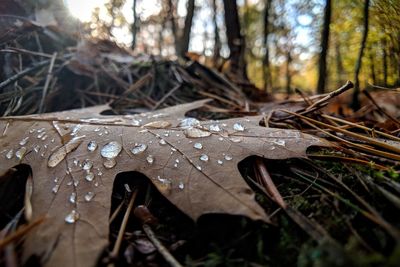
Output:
top-left (0, 99), bottom-right (326, 267)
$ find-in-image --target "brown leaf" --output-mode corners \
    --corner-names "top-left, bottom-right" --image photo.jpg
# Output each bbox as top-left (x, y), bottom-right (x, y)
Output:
top-left (0, 99), bottom-right (326, 267)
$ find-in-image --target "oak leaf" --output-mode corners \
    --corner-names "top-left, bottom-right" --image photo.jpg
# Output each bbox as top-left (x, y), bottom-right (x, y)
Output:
top-left (0, 100), bottom-right (325, 267)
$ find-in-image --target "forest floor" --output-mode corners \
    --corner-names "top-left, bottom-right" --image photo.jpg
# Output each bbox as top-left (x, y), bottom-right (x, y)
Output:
top-left (0, 22), bottom-right (399, 267)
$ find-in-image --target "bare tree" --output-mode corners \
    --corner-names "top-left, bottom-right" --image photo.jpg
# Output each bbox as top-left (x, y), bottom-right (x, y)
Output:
top-left (177, 0), bottom-right (195, 57)
top-left (316, 0), bottom-right (331, 94)
top-left (222, 0), bottom-right (247, 80)
top-left (212, 0), bottom-right (221, 65)
top-left (131, 0), bottom-right (139, 49)
top-left (351, 0), bottom-right (370, 110)
top-left (263, 0), bottom-right (273, 92)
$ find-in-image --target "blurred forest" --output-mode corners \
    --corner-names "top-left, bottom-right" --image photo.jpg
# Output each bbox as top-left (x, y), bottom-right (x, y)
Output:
top-left (38, 0), bottom-right (400, 93)
top-left (1, 0), bottom-right (400, 95)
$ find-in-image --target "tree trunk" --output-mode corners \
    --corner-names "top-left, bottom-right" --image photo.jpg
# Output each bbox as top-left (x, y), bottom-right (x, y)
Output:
top-left (381, 38), bottom-right (388, 86)
top-left (316, 0), bottom-right (331, 94)
top-left (351, 0), bottom-right (370, 110)
top-left (212, 0), bottom-right (221, 65)
top-left (177, 0), bottom-right (195, 57)
top-left (335, 40), bottom-right (344, 86)
top-left (131, 0), bottom-right (139, 50)
top-left (368, 48), bottom-right (376, 85)
top-left (222, 0), bottom-right (248, 80)
top-left (263, 0), bottom-right (273, 92)
top-left (167, 0), bottom-right (178, 54)
top-left (286, 50), bottom-right (292, 95)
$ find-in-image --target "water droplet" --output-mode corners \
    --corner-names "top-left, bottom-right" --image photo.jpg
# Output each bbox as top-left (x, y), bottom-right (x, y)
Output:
top-left (209, 124), bottom-right (221, 132)
top-left (54, 177), bottom-right (59, 183)
top-left (273, 139), bottom-right (286, 146)
top-left (94, 127), bottom-right (101, 132)
top-left (131, 143), bottom-right (148, 154)
top-left (178, 118), bottom-right (200, 128)
top-left (48, 136), bottom-right (85, 168)
top-left (82, 159), bottom-right (93, 171)
top-left (15, 147), bottom-right (27, 160)
top-left (85, 172), bottom-right (95, 181)
top-left (171, 147), bottom-right (177, 152)
top-left (29, 129), bottom-right (36, 134)
top-left (200, 154), bottom-right (209, 162)
top-left (69, 192), bottom-right (77, 203)
top-left (217, 160), bottom-right (223, 165)
top-left (74, 180), bottom-right (80, 186)
top-left (146, 155), bottom-right (154, 164)
top-left (174, 163), bottom-right (178, 168)
top-left (218, 137), bottom-right (224, 141)
top-left (196, 166), bottom-right (202, 171)
top-left (71, 124), bottom-right (81, 136)
top-left (101, 141), bottom-right (122, 159)
top-left (84, 192), bottom-right (95, 202)
top-left (103, 158), bottom-right (116, 169)
top-left (159, 139), bottom-right (167, 145)
top-left (175, 159), bottom-right (180, 163)
top-left (233, 122), bottom-right (245, 131)
top-left (33, 145), bottom-right (40, 153)
top-left (178, 182), bottom-right (185, 190)
top-left (67, 180), bottom-right (73, 186)
top-left (230, 137), bottom-right (242, 143)
top-left (184, 127), bottom-right (211, 138)
top-left (37, 128), bottom-right (45, 133)
top-left (5, 149), bottom-right (13, 159)
top-left (224, 154), bottom-right (233, 161)
top-left (87, 141), bottom-right (97, 152)
top-left (73, 159), bottom-right (79, 166)
top-left (144, 121), bottom-right (171, 129)
top-left (193, 143), bottom-right (203, 149)
top-left (52, 184), bottom-right (60, 194)
top-left (51, 138), bottom-right (55, 143)
top-left (37, 132), bottom-right (46, 139)
top-left (19, 137), bottom-right (29, 146)
top-left (131, 119), bottom-right (141, 126)
top-left (65, 210), bottom-right (79, 224)
top-left (164, 132), bottom-right (169, 137)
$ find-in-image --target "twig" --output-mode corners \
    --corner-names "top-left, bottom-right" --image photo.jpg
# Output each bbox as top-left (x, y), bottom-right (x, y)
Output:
top-left (109, 189), bottom-right (138, 259)
top-left (306, 81), bottom-right (354, 111)
top-left (39, 52), bottom-right (57, 113)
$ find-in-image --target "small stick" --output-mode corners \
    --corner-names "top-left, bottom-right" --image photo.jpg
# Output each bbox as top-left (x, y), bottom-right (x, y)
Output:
top-left (306, 81), bottom-right (354, 111)
top-left (109, 189), bottom-right (138, 259)
top-left (134, 206), bottom-right (182, 267)
top-left (39, 52), bottom-right (57, 113)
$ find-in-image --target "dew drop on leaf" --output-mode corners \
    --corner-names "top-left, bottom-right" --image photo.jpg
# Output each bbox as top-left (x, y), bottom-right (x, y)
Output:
top-left (19, 137), bottom-right (29, 146)
top-left (178, 118), bottom-right (200, 128)
top-left (200, 154), bottom-right (209, 162)
top-left (82, 159), bottom-right (93, 171)
top-left (69, 192), bottom-right (77, 203)
top-left (87, 141), bottom-right (97, 152)
top-left (196, 166), bottom-right (202, 171)
top-left (193, 142), bottom-right (203, 149)
top-left (224, 154), bottom-right (233, 161)
top-left (233, 122), bottom-right (245, 131)
top-left (184, 127), bottom-right (211, 138)
top-left (131, 119), bottom-right (141, 126)
top-left (85, 172), bottom-right (95, 182)
top-left (230, 137), bottom-right (242, 143)
top-left (146, 155), bottom-right (154, 164)
top-left (159, 139), bottom-right (167, 145)
top-left (209, 124), bottom-right (221, 132)
top-left (101, 141), bottom-right (122, 159)
top-left (103, 158), bottom-right (116, 169)
top-left (5, 149), bottom-right (13, 159)
top-left (144, 121), bottom-right (171, 129)
top-left (273, 139), bottom-right (286, 146)
top-left (52, 184), bottom-right (60, 194)
top-left (65, 210), bottom-right (79, 224)
top-left (84, 192), bottom-right (95, 202)
top-left (217, 160), bottom-right (223, 165)
top-left (131, 143), bottom-right (148, 155)
top-left (178, 182), bottom-right (185, 190)
top-left (15, 147), bottom-right (27, 160)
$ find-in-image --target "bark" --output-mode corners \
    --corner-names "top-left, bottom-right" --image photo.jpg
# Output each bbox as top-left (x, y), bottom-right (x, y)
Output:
top-left (131, 0), bottom-right (139, 50)
top-left (167, 0), bottom-right (178, 53)
top-left (177, 0), bottom-right (195, 57)
top-left (222, 0), bottom-right (248, 80)
top-left (335, 40), bottom-right (344, 86)
top-left (316, 0), bottom-right (331, 94)
top-left (382, 38), bottom-right (388, 86)
top-left (212, 0), bottom-right (221, 65)
top-left (263, 0), bottom-right (273, 92)
top-left (351, 0), bottom-right (370, 110)
top-left (368, 48), bottom-right (376, 85)
top-left (286, 50), bottom-right (292, 95)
